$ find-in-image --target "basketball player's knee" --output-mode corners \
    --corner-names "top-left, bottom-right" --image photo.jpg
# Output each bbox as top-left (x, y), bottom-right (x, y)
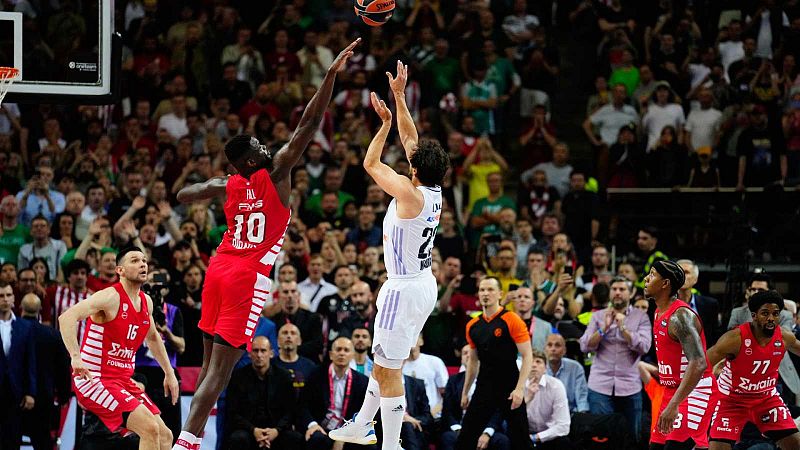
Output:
top-left (159, 423), bottom-right (172, 446)
top-left (137, 417), bottom-right (161, 442)
top-left (372, 364), bottom-right (402, 386)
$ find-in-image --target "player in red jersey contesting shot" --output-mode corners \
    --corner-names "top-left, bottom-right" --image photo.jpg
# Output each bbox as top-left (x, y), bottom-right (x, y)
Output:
top-left (58, 247), bottom-right (180, 450)
top-left (706, 290), bottom-right (800, 450)
top-left (171, 38), bottom-right (361, 450)
top-left (646, 260), bottom-right (716, 450)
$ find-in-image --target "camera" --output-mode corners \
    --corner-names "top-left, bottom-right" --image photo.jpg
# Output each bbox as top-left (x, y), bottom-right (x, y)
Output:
top-left (143, 273), bottom-right (169, 326)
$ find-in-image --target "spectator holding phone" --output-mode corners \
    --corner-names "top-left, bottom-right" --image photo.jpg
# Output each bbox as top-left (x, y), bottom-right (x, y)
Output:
top-left (16, 165), bottom-right (65, 226)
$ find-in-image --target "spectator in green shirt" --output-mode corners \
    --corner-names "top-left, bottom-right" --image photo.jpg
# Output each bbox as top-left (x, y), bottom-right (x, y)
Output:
top-left (461, 61), bottom-right (498, 136)
top-left (423, 38), bottom-right (460, 107)
top-left (483, 39), bottom-right (520, 104)
top-left (469, 172), bottom-right (517, 239)
top-left (0, 195), bottom-right (30, 265)
top-left (304, 166), bottom-right (355, 217)
top-left (608, 49), bottom-right (640, 96)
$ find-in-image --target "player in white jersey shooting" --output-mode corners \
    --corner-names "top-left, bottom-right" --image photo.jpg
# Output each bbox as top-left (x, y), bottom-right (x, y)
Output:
top-left (328, 62), bottom-right (449, 450)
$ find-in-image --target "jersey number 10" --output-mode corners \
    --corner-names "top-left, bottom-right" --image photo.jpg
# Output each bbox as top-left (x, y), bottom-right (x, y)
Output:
top-left (233, 212), bottom-right (266, 244)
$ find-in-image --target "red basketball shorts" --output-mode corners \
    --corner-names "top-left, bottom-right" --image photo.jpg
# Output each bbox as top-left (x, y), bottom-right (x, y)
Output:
top-left (73, 376), bottom-right (160, 433)
top-left (710, 391), bottom-right (797, 442)
top-left (651, 376), bottom-right (717, 448)
top-left (199, 255), bottom-right (272, 350)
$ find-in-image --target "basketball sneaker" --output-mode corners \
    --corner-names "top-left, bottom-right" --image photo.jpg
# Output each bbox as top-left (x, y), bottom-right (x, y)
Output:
top-left (328, 414), bottom-right (378, 445)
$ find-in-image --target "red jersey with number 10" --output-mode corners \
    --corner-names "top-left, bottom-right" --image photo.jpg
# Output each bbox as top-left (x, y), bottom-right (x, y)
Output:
top-left (653, 299), bottom-right (713, 388)
top-left (216, 168), bottom-right (291, 271)
top-left (718, 323), bottom-right (784, 397)
top-left (78, 283), bottom-right (149, 380)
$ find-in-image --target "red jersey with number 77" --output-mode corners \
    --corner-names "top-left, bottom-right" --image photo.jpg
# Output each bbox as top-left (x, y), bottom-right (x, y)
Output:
top-left (215, 168), bottom-right (291, 272)
top-left (718, 323), bottom-right (785, 397)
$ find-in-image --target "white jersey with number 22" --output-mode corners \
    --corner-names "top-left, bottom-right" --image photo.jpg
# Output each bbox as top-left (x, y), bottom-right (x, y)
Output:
top-left (382, 185), bottom-right (442, 278)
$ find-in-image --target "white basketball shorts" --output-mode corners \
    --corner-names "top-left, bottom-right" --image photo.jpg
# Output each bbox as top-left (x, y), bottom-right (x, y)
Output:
top-left (372, 274), bottom-right (437, 361)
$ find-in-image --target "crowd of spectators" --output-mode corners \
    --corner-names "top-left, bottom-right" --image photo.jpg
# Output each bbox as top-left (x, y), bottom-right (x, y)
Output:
top-left (1, 0), bottom-right (800, 450)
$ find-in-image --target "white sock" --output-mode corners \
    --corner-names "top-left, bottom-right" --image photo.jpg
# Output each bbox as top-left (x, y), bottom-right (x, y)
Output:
top-left (355, 376), bottom-right (381, 425)
top-left (379, 395), bottom-right (406, 450)
top-left (173, 431), bottom-right (199, 450)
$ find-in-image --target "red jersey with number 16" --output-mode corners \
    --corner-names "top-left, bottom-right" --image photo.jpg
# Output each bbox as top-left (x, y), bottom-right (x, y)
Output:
top-left (78, 283), bottom-right (149, 380)
top-left (216, 168), bottom-right (290, 272)
top-left (718, 323), bottom-right (784, 397)
top-left (653, 299), bottom-right (714, 388)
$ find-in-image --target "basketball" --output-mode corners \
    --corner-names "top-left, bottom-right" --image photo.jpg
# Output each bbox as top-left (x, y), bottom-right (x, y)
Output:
top-left (354, 0), bottom-right (395, 26)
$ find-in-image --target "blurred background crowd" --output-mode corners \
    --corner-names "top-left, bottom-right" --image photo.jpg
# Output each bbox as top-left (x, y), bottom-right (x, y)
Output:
top-left (2, 0), bottom-right (800, 450)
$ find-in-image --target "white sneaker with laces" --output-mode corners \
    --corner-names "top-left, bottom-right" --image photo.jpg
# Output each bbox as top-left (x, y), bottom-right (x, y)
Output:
top-left (328, 415), bottom-right (377, 445)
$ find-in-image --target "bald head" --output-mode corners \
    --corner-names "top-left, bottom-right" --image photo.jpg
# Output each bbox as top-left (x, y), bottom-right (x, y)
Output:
top-left (278, 322), bottom-right (302, 355)
top-left (250, 336), bottom-right (272, 371)
top-left (350, 281), bottom-right (373, 311)
top-left (252, 335), bottom-right (271, 350)
top-left (20, 293), bottom-right (41, 318)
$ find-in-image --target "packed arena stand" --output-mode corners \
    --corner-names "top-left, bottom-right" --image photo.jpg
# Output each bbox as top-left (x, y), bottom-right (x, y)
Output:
top-left (1, 1), bottom-right (800, 450)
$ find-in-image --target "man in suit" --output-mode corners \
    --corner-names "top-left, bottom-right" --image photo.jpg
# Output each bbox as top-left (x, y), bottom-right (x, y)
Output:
top-left (728, 272), bottom-right (800, 397)
top-left (677, 259), bottom-right (721, 345)
top-left (19, 293), bottom-right (70, 450)
top-left (440, 345), bottom-right (510, 450)
top-left (0, 281), bottom-right (37, 450)
top-left (400, 374), bottom-right (434, 450)
top-left (270, 280), bottom-right (324, 362)
top-left (301, 336), bottom-right (375, 450)
top-left (225, 336), bottom-right (303, 450)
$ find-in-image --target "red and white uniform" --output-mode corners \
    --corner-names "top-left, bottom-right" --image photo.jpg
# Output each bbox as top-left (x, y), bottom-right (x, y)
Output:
top-left (72, 283), bottom-right (159, 433)
top-left (651, 299), bottom-right (717, 447)
top-left (711, 324), bottom-right (797, 442)
top-left (200, 168), bottom-right (290, 349)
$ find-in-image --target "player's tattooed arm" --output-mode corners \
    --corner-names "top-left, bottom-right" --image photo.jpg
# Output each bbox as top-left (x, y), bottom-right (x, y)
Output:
top-left (670, 307), bottom-right (708, 364)
top-left (658, 307), bottom-right (708, 434)
top-left (176, 176), bottom-right (228, 203)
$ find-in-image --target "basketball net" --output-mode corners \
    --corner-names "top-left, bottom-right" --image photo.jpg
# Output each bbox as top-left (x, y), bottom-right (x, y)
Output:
top-left (0, 67), bottom-right (20, 107)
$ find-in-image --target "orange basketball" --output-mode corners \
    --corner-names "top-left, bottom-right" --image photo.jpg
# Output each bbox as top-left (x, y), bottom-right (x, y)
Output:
top-left (354, 0), bottom-right (395, 26)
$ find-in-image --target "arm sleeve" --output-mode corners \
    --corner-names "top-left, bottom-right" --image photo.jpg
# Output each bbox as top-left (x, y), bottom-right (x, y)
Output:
top-left (781, 310), bottom-right (794, 332)
top-left (26, 326), bottom-right (37, 397)
top-left (441, 377), bottom-right (460, 428)
top-left (465, 319), bottom-right (477, 348)
top-left (537, 381), bottom-right (571, 442)
top-left (628, 312), bottom-right (653, 355)
top-left (504, 313), bottom-right (531, 344)
top-left (579, 313), bottom-right (600, 353)
top-left (574, 365), bottom-right (590, 413)
top-left (435, 359), bottom-right (449, 389)
top-left (727, 309), bottom-right (740, 330)
top-left (589, 109), bottom-right (602, 126)
top-left (226, 371), bottom-right (256, 433)
top-left (414, 381), bottom-right (435, 428)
